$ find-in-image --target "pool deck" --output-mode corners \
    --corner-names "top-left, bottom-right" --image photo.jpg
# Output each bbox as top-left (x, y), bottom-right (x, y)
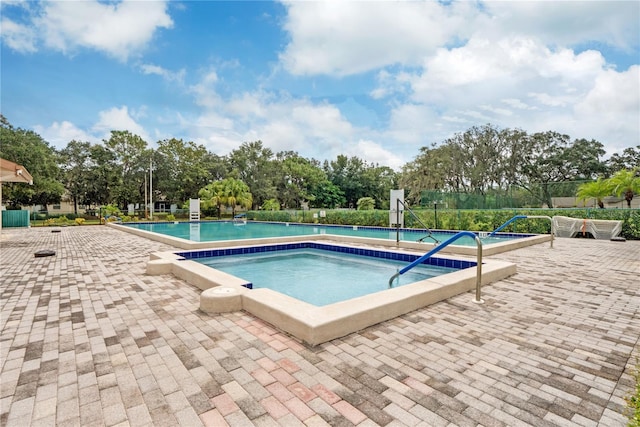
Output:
top-left (1, 226), bottom-right (639, 426)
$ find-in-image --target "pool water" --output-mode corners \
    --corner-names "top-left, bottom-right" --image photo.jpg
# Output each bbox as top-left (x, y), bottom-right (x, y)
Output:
top-left (196, 248), bottom-right (457, 306)
top-left (126, 221), bottom-right (517, 246)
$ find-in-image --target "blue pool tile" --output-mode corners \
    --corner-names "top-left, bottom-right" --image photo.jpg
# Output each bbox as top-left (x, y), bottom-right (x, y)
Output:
top-left (174, 241), bottom-right (476, 274)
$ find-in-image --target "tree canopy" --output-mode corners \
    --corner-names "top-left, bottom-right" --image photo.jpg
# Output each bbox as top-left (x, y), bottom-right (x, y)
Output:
top-left (0, 115), bottom-right (64, 207)
top-left (0, 115), bottom-right (636, 212)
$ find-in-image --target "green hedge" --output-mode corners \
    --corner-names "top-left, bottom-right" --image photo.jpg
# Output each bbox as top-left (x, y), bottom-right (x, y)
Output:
top-left (247, 208), bottom-right (640, 240)
top-left (247, 209), bottom-right (390, 226)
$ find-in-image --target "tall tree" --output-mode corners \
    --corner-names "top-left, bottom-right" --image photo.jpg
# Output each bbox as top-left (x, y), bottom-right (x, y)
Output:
top-left (85, 144), bottom-right (118, 207)
top-left (104, 131), bottom-right (148, 209)
top-left (564, 138), bottom-right (607, 180)
top-left (275, 151), bottom-right (326, 209)
top-left (324, 155), bottom-right (367, 208)
top-left (608, 146), bottom-right (640, 172)
top-left (0, 115), bottom-right (64, 207)
top-left (399, 144), bottom-right (452, 204)
top-left (447, 124), bottom-right (506, 195)
top-left (515, 131), bottom-right (572, 208)
top-left (228, 141), bottom-right (276, 209)
top-left (59, 140), bottom-right (92, 215)
top-left (308, 180), bottom-right (345, 209)
top-left (362, 165), bottom-right (397, 209)
top-left (155, 138), bottom-right (216, 203)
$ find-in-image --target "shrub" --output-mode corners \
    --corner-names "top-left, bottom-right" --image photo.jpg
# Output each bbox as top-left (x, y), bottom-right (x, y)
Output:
top-left (74, 218), bottom-right (85, 226)
top-left (357, 197), bottom-right (375, 210)
top-left (103, 204), bottom-right (121, 217)
top-left (56, 215), bottom-right (69, 225)
top-left (262, 199), bottom-right (280, 211)
top-left (247, 208), bottom-right (640, 239)
top-left (626, 360), bottom-right (640, 427)
top-left (166, 214), bottom-right (176, 221)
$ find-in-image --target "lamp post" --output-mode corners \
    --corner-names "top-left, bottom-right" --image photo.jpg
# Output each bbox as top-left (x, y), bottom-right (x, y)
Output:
top-left (144, 173), bottom-right (148, 219)
top-left (149, 152), bottom-right (154, 220)
top-left (433, 200), bottom-right (442, 229)
top-left (434, 202), bottom-right (438, 229)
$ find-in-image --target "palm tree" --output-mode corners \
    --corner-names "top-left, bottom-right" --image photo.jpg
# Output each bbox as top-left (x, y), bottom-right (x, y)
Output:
top-left (198, 181), bottom-right (225, 219)
top-left (608, 168), bottom-right (640, 208)
top-left (576, 177), bottom-right (611, 208)
top-left (222, 178), bottom-right (253, 217)
top-left (261, 198), bottom-right (280, 211)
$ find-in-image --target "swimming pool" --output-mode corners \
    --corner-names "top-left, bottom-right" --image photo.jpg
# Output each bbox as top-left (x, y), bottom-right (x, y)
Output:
top-left (125, 221), bottom-right (512, 244)
top-left (186, 246), bottom-right (464, 306)
top-left (116, 220), bottom-right (550, 255)
top-left (147, 241), bottom-right (517, 345)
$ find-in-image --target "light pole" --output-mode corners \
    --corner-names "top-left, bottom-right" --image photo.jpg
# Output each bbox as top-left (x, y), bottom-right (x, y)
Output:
top-left (144, 173), bottom-right (148, 219)
top-left (434, 200), bottom-right (442, 229)
top-left (149, 152), bottom-right (154, 220)
top-left (434, 202), bottom-right (438, 229)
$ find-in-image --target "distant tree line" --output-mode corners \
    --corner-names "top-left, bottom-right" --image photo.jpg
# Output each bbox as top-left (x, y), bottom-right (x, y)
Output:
top-left (1, 116), bottom-right (638, 213)
top-left (400, 124), bottom-right (639, 208)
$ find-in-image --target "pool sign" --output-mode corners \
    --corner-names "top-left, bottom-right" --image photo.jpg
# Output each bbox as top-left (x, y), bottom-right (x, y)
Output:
top-left (390, 189), bottom-right (404, 228)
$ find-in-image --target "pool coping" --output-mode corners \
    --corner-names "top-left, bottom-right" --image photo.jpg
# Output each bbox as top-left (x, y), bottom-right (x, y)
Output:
top-left (109, 221), bottom-right (551, 256)
top-left (146, 239), bottom-right (517, 346)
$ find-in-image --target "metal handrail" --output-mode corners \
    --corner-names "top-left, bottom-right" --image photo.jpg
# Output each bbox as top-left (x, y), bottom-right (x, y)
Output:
top-left (487, 215), bottom-right (527, 236)
top-left (395, 199), bottom-right (439, 244)
top-left (388, 231), bottom-right (484, 304)
top-left (488, 214), bottom-right (554, 248)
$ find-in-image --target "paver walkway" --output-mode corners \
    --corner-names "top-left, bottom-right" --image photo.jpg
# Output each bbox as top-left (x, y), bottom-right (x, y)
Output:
top-left (1, 226), bottom-right (638, 426)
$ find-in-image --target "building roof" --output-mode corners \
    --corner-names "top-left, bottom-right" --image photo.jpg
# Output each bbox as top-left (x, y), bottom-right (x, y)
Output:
top-left (0, 158), bottom-right (33, 184)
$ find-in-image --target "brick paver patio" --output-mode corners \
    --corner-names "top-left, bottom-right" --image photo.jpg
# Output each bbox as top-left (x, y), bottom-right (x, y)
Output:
top-left (1, 226), bottom-right (638, 426)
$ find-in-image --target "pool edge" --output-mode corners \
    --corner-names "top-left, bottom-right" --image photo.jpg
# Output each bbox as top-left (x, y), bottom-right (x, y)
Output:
top-left (146, 241), bottom-right (517, 346)
top-left (110, 222), bottom-right (550, 255)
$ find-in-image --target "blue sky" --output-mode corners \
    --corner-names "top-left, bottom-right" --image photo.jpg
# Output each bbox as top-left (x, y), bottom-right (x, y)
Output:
top-left (2, 0), bottom-right (639, 170)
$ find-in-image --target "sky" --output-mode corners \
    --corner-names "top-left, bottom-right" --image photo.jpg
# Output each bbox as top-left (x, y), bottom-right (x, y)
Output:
top-left (1, 0), bottom-right (639, 170)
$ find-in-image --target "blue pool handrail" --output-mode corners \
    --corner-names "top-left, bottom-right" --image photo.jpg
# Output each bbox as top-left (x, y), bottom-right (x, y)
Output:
top-left (488, 215), bottom-right (554, 248)
top-left (487, 215), bottom-right (527, 237)
top-left (388, 231), bottom-right (484, 303)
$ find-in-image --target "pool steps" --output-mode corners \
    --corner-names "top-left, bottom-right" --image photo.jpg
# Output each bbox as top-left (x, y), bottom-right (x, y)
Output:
top-left (389, 231), bottom-right (484, 304)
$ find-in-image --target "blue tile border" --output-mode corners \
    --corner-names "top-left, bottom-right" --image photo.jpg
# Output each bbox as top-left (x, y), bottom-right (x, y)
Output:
top-left (175, 242), bottom-right (476, 270)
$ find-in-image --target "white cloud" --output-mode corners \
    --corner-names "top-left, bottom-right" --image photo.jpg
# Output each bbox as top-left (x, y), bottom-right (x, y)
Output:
top-left (179, 70), bottom-right (422, 166)
top-left (410, 36), bottom-right (606, 105)
top-left (0, 18), bottom-right (37, 52)
top-left (480, 1), bottom-right (640, 50)
top-left (189, 70), bottom-right (222, 108)
top-left (343, 140), bottom-right (405, 170)
top-left (139, 63), bottom-right (186, 84)
top-left (33, 121), bottom-right (96, 149)
top-left (35, 0), bottom-right (173, 60)
top-left (93, 106), bottom-right (151, 142)
top-left (279, 1), bottom-right (638, 77)
top-left (572, 65), bottom-right (640, 154)
top-left (279, 1), bottom-right (477, 76)
top-left (501, 98), bottom-right (535, 111)
top-left (527, 92), bottom-right (570, 108)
